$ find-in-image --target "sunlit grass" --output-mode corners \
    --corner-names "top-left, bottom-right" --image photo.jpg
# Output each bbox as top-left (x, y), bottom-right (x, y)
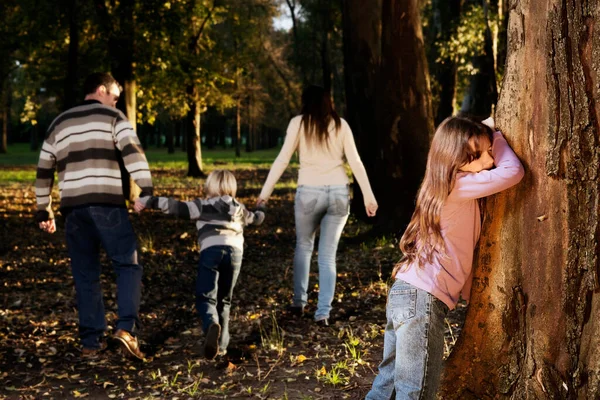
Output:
top-left (0, 143), bottom-right (297, 186)
top-left (0, 169), bottom-right (36, 185)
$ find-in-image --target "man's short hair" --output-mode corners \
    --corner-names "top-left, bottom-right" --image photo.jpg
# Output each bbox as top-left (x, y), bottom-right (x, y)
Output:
top-left (83, 72), bottom-right (123, 95)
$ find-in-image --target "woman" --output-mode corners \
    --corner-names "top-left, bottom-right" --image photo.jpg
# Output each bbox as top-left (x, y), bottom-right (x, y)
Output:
top-left (257, 85), bottom-right (378, 325)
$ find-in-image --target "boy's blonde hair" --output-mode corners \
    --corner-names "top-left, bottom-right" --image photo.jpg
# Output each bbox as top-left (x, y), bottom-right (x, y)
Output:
top-left (204, 169), bottom-right (237, 198)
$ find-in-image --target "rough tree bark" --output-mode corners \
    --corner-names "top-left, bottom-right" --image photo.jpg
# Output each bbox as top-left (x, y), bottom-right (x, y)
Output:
top-left (375, 0), bottom-right (434, 232)
top-left (440, 1), bottom-right (600, 398)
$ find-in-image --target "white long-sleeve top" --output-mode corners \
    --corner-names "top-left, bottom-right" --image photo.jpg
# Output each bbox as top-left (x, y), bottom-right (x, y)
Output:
top-left (259, 115), bottom-right (377, 207)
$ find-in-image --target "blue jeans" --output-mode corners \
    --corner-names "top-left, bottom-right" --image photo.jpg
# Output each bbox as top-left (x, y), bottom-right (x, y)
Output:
top-left (196, 245), bottom-right (242, 352)
top-left (65, 206), bottom-right (142, 350)
top-left (366, 280), bottom-right (449, 400)
top-left (293, 185), bottom-right (349, 320)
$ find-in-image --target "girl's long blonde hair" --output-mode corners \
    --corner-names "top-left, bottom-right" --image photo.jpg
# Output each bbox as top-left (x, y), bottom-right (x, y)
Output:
top-left (394, 116), bottom-right (493, 275)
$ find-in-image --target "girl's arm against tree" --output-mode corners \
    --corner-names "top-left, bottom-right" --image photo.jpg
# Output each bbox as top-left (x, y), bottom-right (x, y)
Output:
top-left (450, 132), bottom-right (525, 201)
top-left (137, 196), bottom-right (203, 220)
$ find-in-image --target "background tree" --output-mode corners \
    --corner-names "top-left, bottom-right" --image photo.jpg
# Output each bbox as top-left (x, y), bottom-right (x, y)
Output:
top-left (440, 1), bottom-right (600, 397)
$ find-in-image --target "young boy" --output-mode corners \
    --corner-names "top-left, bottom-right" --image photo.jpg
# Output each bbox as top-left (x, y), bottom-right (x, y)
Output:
top-left (135, 170), bottom-right (265, 359)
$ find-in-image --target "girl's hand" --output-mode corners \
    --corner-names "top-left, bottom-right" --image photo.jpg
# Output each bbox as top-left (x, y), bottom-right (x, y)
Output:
top-left (365, 202), bottom-right (378, 217)
top-left (481, 117), bottom-right (495, 129)
top-left (133, 198), bottom-right (145, 213)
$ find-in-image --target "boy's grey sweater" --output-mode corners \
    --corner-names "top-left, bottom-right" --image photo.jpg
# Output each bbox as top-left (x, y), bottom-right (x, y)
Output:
top-left (140, 195), bottom-right (264, 252)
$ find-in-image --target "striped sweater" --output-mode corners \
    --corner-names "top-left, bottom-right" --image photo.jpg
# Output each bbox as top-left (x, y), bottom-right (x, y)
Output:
top-left (139, 195), bottom-right (265, 252)
top-left (35, 100), bottom-right (153, 222)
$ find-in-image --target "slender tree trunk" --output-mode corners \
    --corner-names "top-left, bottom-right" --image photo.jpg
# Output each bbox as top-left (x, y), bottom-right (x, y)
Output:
top-left (175, 119), bottom-right (182, 148)
top-left (374, 0), bottom-right (434, 232)
top-left (64, 0), bottom-right (78, 111)
top-left (285, 0), bottom-right (307, 85)
top-left (166, 119), bottom-right (174, 154)
top-left (186, 99), bottom-right (204, 177)
top-left (235, 99), bottom-right (241, 157)
top-left (429, 0), bottom-right (462, 124)
top-left (342, 0), bottom-right (382, 221)
top-left (320, 0), bottom-right (333, 92)
top-left (1, 90), bottom-right (7, 154)
top-left (440, 1), bottom-right (600, 398)
top-left (460, 0), bottom-right (498, 116)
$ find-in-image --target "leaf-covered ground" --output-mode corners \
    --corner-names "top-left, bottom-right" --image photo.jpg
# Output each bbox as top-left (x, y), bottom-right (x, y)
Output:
top-left (0, 167), bottom-right (466, 399)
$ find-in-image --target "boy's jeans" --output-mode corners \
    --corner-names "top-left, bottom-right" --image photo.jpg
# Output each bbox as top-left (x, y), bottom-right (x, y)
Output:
top-left (196, 245), bottom-right (242, 352)
top-left (293, 185), bottom-right (349, 320)
top-left (366, 279), bottom-right (449, 400)
top-left (65, 206), bottom-right (142, 350)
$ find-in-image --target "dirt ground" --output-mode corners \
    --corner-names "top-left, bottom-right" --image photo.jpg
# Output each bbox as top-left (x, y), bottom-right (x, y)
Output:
top-left (0, 167), bottom-right (467, 399)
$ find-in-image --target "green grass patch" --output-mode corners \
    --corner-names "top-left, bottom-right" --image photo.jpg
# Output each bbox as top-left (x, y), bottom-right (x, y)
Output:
top-left (0, 168), bottom-right (36, 185)
top-left (0, 143), bottom-right (296, 185)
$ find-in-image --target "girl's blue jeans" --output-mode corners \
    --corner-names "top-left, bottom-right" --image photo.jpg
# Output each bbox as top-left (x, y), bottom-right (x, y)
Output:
top-left (196, 245), bottom-right (242, 352)
top-left (293, 185), bottom-right (349, 320)
top-left (366, 279), bottom-right (449, 400)
top-left (65, 206), bottom-right (142, 350)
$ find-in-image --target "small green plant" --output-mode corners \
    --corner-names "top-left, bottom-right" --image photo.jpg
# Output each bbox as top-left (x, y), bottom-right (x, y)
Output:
top-left (160, 371), bottom-right (181, 390)
top-left (150, 369), bottom-right (161, 381)
top-left (187, 359), bottom-right (197, 375)
top-left (139, 232), bottom-right (155, 252)
top-left (260, 381), bottom-right (271, 395)
top-left (259, 313), bottom-right (285, 356)
top-left (341, 328), bottom-right (364, 364)
top-left (181, 379), bottom-right (202, 396)
top-left (317, 361), bottom-right (351, 386)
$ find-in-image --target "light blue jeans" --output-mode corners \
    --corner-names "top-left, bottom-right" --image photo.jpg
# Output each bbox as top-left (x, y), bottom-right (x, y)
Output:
top-left (293, 185), bottom-right (349, 320)
top-left (366, 279), bottom-right (449, 400)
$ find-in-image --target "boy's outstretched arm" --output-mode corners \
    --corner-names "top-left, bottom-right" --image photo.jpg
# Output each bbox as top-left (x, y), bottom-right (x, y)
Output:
top-left (137, 195), bottom-right (202, 220)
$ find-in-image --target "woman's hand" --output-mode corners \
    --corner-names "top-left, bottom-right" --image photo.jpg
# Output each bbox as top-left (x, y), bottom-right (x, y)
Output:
top-left (256, 198), bottom-right (268, 209)
top-left (365, 202), bottom-right (378, 217)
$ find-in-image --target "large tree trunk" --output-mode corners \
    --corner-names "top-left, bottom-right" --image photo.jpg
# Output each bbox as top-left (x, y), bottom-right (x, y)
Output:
top-left (374, 0), bottom-right (434, 232)
top-left (341, 0), bottom-right (382, 221)
top-left (440, 1), bottom-right (600, 398)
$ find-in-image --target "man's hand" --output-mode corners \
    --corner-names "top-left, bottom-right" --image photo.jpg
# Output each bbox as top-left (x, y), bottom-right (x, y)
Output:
top-left (133, 198), bottom-right (146, 213)
top-left (39, 219), bottom-right (56, 233)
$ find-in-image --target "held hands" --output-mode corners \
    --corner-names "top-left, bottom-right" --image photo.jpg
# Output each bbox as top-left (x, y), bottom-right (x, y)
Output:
top-left (39, 219), bottom-right (56, 234)
top-left (133, 198), bottom-right (146, 213)
top-left (256, 197), bottom-right (268, 209)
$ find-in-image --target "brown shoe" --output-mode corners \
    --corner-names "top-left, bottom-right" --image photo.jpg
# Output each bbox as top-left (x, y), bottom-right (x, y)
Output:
top-left (113, 329), bottom-right (145, 360)
top-left (204, 323), bottom-right (221, 360)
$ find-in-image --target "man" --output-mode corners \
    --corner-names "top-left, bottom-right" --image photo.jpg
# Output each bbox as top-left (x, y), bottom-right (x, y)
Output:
top-left (35, 72), bottom-right (152, 360)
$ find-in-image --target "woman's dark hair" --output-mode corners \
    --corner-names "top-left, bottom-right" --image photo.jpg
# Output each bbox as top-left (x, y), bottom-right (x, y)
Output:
top-left (83, 72), bottom-right (122, 95)
top-left (300, 85), bottom-right (341, 147)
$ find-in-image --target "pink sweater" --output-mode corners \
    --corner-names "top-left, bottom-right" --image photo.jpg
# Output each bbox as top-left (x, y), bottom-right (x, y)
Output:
top-left (259, 115), bottom-right (376, 206)
top-left (395, 131), bottom-right (524, 309)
